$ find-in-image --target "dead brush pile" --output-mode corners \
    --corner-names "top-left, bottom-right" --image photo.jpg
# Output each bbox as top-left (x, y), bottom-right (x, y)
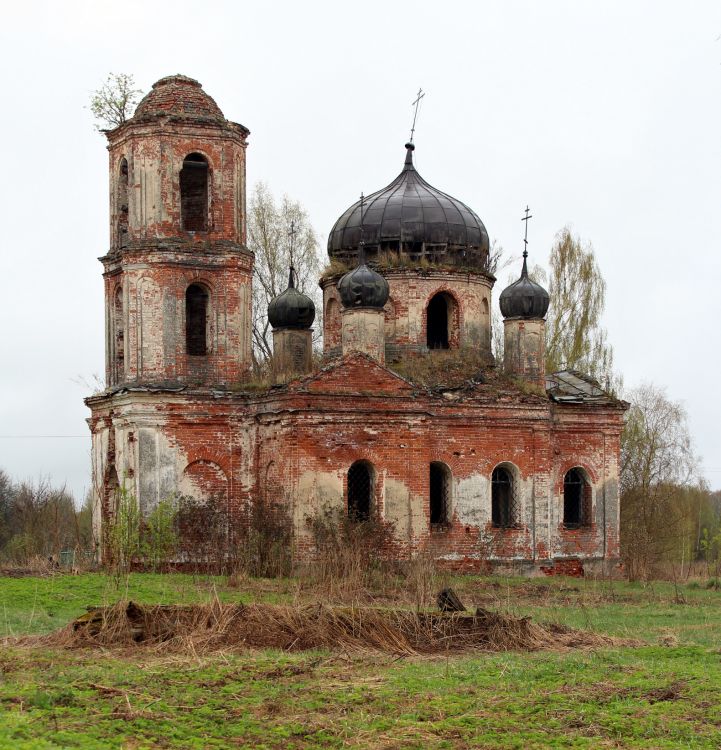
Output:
top-left (33, 601), bottom-right (626, 656)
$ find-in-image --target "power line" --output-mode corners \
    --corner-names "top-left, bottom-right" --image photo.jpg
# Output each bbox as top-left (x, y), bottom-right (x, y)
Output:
top-left (0, 435), bottom-right (88, 439)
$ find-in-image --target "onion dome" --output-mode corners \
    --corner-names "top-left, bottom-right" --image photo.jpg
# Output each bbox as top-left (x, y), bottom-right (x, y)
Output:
top-left (499, 253), bottom-right (550, 319)
top-left (337, 263), bottom-right (390, 309)
top-left (268, 268), bottom-right (316, 329)
top-left (133, 75), bottom-right (226, 123)
top-left (328, 143), bottom-right (489, 268)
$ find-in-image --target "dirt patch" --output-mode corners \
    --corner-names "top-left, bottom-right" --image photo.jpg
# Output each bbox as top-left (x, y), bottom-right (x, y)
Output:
top-left (24, 601), bottom-right (634, 656)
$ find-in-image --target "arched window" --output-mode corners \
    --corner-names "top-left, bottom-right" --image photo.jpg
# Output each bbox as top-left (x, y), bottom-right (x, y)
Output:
top-left (430, 462), bottom-right (451, 527)
top-left (113, 286), bottom-right (124, 380)
top-left (426, 292), bottom-right (458, 350)
top-left (384, 297), bottom-right (396, 340)
top-left (180, 153), bottom-right (209, 231)
top-left (563, 468), bottom-right (591, 528)
top-left (118, 158), bottom-right (129, 247)
top-left (105, 465), bottom-right (120, 516)
top-left (325, 297), bottom-right (341, 349)
top-left (427, 293), bottom-right (449, 349)
top-left (348, 461), bottom-right (373, 521)
top-left (186, 284), bottom-right (209, 356)
top-left (492, 466), bottom-right (517, 528)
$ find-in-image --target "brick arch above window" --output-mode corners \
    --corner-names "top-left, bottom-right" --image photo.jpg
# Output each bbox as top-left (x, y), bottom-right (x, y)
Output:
top-left (179, 459), bottom-right (228, 504)
top-left (424, 288), bottom-right (461, 350)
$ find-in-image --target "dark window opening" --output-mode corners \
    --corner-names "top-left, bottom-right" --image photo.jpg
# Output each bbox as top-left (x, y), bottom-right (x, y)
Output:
top-left (118, 158), bottom-right (129, 247)
top-left (180, 153), bottom-right (209, 231)
top-left (492, 466), bottom-right (518, 528)
top-left (430, 462), bottom-right (450, 527)
top-left (563, 468), bottom-right (591, 528)
top-left (105, 466), bottom-right (120, 517)
top-left (186, 284), bottom-right (209, 356)
top-left (114, 286), bottom-right (124, 379)
top-left (427, 293), bottom-right (449, 349)
top-left (348, 461), bottom-right (372, 521)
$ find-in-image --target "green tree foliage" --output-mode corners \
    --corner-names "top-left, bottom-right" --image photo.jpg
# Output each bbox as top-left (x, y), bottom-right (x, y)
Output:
top-left (89, 73), bottom-right (142, 131)
top-left (545, 227), bottom-right (617, 391)
top-left (142, 499), bottom-right (178, 572)
top-left (248, 183), bottom-right (321, 366)
top-left (107, 483), bottom-right (141, 573)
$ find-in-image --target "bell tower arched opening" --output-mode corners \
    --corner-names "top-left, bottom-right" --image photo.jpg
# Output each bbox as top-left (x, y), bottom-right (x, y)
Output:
top-left (117, 158), bottom-right (129, 248)
top-left (186, 284), bottom-right (209, 356)
top-left (180, 153), bottom-right (209, 231)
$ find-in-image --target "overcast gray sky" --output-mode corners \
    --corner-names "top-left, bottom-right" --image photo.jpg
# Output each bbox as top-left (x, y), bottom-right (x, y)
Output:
top-left (1, 0), bottom-right (719, 500)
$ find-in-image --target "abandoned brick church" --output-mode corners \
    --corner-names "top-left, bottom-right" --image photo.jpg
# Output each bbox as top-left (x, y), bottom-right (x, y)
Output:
top-left (87, 74), bottom-right (626, 575)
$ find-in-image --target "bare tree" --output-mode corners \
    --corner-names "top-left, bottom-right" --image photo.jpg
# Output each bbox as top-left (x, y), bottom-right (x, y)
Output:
top-left (544, 227), bottom-right (618, 392)
top-left (89, 73), bottom-right (142, 131)
top-left (248, 182), bottom-right (322, 366)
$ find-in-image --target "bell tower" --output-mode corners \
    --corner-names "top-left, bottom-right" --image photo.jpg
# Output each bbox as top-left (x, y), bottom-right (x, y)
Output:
top-left (102, 75), bottom-right (252, 388)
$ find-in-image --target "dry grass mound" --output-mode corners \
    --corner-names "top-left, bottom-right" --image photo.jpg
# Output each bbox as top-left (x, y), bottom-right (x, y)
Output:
top-left (32, 601), bottom-right (628, 656)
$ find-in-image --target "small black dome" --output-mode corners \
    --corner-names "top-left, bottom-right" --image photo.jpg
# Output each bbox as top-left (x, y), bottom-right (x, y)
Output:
top-left (499, 254), bottom-right (550, 319)
top-left (337, 263), bottom-right (389, 309)
top-left (328, 144), bottom-right (489, 268)
top-left (268, 269), bottom-right (316, 329)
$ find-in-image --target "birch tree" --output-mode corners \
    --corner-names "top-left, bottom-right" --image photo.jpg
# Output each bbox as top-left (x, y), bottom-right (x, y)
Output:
top-left (248, 182), bottom-right (321, 366)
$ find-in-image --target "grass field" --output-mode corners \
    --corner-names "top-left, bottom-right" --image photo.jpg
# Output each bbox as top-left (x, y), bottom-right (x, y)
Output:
top-left (1, 572), bottom-right (721, 749)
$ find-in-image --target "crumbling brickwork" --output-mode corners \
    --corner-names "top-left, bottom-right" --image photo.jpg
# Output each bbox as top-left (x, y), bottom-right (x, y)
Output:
top-left (87, 74), bottom-right (626, 576)
top-left (88, 353), bottom-right (625, 574)
top-left (322, 269), bottom-right (493, 360)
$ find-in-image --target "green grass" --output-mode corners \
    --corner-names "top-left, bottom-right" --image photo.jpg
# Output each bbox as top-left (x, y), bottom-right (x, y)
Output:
top-left (0, 573), bottom-right (295, 638)
top-left (2, 573), bottom-right (721, 748)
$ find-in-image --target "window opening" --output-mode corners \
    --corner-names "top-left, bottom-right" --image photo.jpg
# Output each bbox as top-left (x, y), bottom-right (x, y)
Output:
top-left (180, 153), bottom-right (209, 231)
top-left (430, 462), bottom-right (450, 527)
top-left (113, 286), bottom-right (124, 380)
top-left (186, 284), bottom-right (208, 356)
top-left (427, 293), bottom-right (449, 349)
top-left (348, 461), bottom-right (372, 521)
top-left (492, 466), bottom-right (518, 528)
top-left (118, 158), bottom-right (129, 247)
top-left (563, 468), bottom-right (591, 528)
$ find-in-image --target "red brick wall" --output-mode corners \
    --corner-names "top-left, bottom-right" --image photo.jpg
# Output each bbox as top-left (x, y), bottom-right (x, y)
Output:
top-left (101, 93), bottom-right (252, 388)
top-left (321, 269), bottom-right (493, 358)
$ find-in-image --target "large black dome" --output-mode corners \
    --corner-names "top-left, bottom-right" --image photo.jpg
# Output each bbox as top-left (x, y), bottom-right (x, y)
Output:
top-left (328, 144), bottom-right (490, 269)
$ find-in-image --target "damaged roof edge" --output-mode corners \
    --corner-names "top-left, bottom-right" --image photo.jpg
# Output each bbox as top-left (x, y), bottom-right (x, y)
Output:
top-left (545, 369), bottom-right (623, 405)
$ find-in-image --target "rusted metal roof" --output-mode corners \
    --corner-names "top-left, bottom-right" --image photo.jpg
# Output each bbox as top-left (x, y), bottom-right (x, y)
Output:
top-left (545, 370), bottom-right (613, 403)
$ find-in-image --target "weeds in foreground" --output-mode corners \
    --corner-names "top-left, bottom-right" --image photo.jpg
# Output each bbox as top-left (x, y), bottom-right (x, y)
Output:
top-left (305, 506), bottom-right (398, 598)
top-left (36, 599), bottom-right (624, 655)
top-left (389, 347), bottom-right (491, 388)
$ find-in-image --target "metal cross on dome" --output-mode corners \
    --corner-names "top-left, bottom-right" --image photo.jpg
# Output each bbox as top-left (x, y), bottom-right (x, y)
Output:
top-left (358, 192), bottom-right (366, 263)
top-left (288, 220), bottom-right (297, 284)
top-left (521, 206), bottom-right (532, 259)
top-left (409, 88), bottom-right (425, 144)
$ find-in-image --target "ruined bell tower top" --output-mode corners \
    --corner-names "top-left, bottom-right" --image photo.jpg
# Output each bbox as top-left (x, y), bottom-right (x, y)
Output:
top-left (133, 75), bottom-right (227, 124)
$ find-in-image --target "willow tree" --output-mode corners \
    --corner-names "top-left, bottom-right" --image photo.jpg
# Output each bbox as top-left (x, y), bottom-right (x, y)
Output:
top-left (620, 383), bottom-right (700, 579)
top-left (545, 227), bottom-right (617, 391)
top-left (248, 182), bottom-right (321, 366)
